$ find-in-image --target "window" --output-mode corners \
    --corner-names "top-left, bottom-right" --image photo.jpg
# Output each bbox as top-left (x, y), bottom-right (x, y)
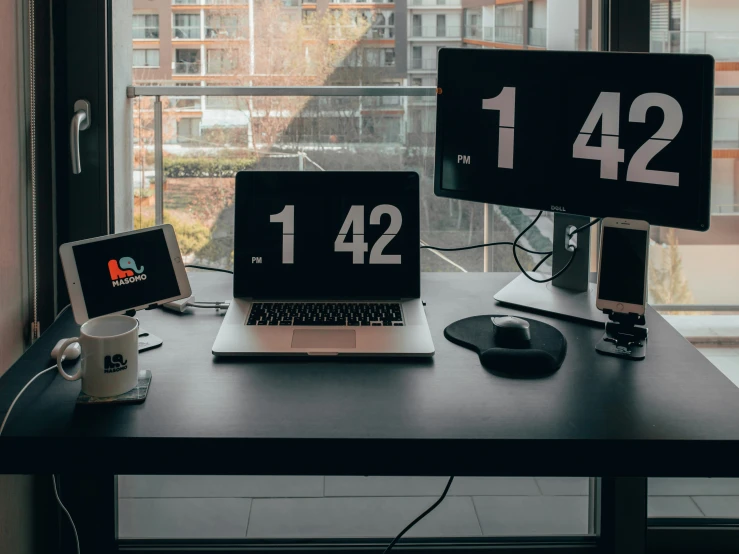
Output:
top-left (207, 49), bottom-right (239, 74)
top-left (176, 117), bottom-right (201, 143)
top-left (412, 14), bottom-right (422, 37)
top-left (132, 49), bottom-right (160, 68)
top-left (496, 4), bottom-right (524, 44)
top-left (206, 13), bottom-right (245, 38)
top-left (174, 14), bottom-right (201, 39)
top-left (174, 49), bottom-right (201, 74)
top-left (436, 14), bottom-right (446, 37)
top-left (132, 14), bottom-right (159, 39)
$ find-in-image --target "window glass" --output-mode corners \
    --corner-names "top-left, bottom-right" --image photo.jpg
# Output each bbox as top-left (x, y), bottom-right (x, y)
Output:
top-left (133, 49), bottom-right (160, 68)
top-left (133, 14), bottom-right (159, 39)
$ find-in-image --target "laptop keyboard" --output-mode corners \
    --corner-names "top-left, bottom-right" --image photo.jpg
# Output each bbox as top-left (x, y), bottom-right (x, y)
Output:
top-left (247, 302), bottom-right (404, 327)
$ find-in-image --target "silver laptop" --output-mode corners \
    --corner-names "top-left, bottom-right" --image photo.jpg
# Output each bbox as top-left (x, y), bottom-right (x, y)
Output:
top-left (212, 171), bottom-right (434, 357)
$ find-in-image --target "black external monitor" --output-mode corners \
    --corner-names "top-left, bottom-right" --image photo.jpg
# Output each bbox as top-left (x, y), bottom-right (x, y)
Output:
top-left (434, 49), bottom-right (714, 231)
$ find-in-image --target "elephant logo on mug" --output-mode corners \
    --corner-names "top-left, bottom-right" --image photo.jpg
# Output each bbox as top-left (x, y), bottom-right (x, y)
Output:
top-left (104, 354), bottom-right (128, 373)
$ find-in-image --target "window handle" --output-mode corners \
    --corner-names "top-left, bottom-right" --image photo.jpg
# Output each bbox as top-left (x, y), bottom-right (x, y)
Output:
top-left (70, 99), bottom-right (91, 174)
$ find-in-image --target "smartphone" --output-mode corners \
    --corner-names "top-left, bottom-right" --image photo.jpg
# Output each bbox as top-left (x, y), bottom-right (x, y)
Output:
top-left (596, 218), bottom-right (650, 316)
top-left (59, 224), bottom-right (192, 324)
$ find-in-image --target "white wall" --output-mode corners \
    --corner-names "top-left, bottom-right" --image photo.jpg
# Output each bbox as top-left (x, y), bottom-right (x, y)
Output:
top-left (482, 5), bottom-right (494, 29)
top-left (546, 0), bottom-right (579, 50)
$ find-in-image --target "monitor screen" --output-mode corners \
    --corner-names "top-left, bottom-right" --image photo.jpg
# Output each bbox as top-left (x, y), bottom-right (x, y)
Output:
top-left (598, 226), bottom-right (648, 306)
top-left (73, 228), bottom-right (182, 318)
top-left (234, 172), bottom-right (420, 299)
top-left (434, 49), bottom-right (714, 231)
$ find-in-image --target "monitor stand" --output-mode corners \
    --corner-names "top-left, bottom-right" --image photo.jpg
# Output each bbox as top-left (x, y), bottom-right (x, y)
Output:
top-left (494, 213), bottom-right (607, 326)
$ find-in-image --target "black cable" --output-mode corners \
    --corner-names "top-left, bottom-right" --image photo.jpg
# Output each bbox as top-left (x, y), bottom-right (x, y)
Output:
top-left (569, 217), bottom-right (602, 237)
top-left (513, 211), bottom-right (577, 284)
top-left (185, 264), bottom-right (234, 274)
top-left (421, 241), bottom-right (550, 256)
top-left (382, 476), bottom-right (454, 554)
top-left (531, 251), bottom-right (552, 273)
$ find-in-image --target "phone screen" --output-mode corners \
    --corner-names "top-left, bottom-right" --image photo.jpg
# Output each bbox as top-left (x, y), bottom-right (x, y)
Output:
top-left (598, 226), bottom-right (648, 306)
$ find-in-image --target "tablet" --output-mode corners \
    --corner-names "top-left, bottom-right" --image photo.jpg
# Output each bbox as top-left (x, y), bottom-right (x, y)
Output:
top-left (59, 225), bottom-right (192, 324)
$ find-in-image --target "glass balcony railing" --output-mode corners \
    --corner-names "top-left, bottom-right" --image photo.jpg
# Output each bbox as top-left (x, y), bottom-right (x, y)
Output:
top-left (410, 58), bottom-right (437, 70)
top-left (713, 118), bottom-right (739, 149)
top-left (650, 31), bottom-right (739, 60)
top-left (495, 25), bottom-right (523, 45)
top-left (174, 26), bottom-right (202, 39)
top-left (464, 25), bottom-right (481, 39)
top-left (410, 26), bottom-right (462, 39)
top-left (173, 61), bottom-right (202, 74)
top-left (205, 26), bottom-right (247, 39)
top-left (133, 27), bottom-right (160, 39)
top-left (410, 0), bottom-right (460, 6)
top-left (528, 27), bottom-right (546, 48)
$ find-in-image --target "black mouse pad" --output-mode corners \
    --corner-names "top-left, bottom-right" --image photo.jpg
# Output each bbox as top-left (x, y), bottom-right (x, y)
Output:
top-left (444, 315), bottom-right (567, 376)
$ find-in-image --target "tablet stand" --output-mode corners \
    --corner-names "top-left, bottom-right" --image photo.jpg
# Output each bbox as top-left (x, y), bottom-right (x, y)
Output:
top-left (125, 305), bottom-right (164, 353)
top-left (595, 310), bottom-right (647, 360)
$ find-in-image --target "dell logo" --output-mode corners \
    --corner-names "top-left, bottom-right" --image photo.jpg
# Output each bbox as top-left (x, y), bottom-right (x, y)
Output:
top-left (551, 205), bottom-right (566, 212)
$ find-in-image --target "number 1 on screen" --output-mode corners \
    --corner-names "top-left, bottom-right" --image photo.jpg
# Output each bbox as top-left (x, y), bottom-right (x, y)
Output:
top-left (482, 86), bottom-right (516, 169)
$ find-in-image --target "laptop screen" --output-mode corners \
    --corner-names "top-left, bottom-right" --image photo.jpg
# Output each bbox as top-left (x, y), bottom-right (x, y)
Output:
top-left (234, 172), bottom-right (420, 299)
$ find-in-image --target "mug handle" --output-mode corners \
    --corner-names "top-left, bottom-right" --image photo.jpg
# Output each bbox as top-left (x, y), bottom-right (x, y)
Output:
top-left (56, 337), bottom-right (83, 381)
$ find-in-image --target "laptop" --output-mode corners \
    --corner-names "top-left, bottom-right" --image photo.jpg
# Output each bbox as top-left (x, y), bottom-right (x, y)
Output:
top-left (212, 171), bottom-right (435, 357)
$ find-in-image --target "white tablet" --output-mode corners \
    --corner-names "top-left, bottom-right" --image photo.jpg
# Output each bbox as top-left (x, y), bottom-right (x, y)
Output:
top-left (59, 224), bottom-right (192, 324)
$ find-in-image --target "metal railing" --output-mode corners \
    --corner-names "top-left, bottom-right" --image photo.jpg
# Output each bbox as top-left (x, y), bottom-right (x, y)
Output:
top-left (650, 30), bottom-right (739, 60)
top-left (495, 25), bottom-right (523, 45)
top-left (528, 27), bottom-right (546, 48)
top-left (410, 25), bottom-right (462, 39)
top-left (128, 85), bottom-right (436, 226)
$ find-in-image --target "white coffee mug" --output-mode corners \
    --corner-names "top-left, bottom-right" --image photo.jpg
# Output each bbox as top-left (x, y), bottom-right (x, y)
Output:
top-left (56, 315), bottom-right (139, 398)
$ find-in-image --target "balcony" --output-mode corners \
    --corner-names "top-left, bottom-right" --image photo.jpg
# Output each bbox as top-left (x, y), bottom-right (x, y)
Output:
top-left (410, 57), bottom-right (437, 70)
top-left (650, 31), bottom-right (739, 61)
top-left (410, 0), bottom-right (460, 6)
top-left (174, 26), bottom-right (202, 39)
top-left (714, 118), bottom-right (739, 150)
top-left (133, 27), bottom-right (159, 40)
top-left (173, 61), bottom-right (202, 75)
top-left (464, 24), bottom-right (481, 40)
top-left (329, 25), bottom-right (395, 40)
top-left (205, 26), bottom-right (247, 39)
top-left (410, 26), bottom-right (462, 39)
top-left (528, 27), bottom-right (546, 48)
top-left (174, 0), bottom-right (249, 4)
top-left (495, 25), bottom-right (523, 45)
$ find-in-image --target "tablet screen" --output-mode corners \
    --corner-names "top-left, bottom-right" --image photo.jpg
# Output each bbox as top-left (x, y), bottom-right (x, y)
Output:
top-left (72, 228), bottom-right (181, 318)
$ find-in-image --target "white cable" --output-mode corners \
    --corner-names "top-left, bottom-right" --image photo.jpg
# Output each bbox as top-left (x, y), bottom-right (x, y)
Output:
top-left (0, 365), bottom-right (56, 436)
top-left (52, 475), bottom-right (81, 554)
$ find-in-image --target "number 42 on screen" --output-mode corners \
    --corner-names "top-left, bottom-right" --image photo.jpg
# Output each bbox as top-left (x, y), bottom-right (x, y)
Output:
top-left (482, 87), bottom-right (683, 186)
top-left (269, 205), bottom-right (402, 265)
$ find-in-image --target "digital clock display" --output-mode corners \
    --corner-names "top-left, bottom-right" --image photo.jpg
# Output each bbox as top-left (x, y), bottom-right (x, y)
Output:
top-left (434, 49), bottom-right (714, 231)
top-left (233, 172), bottom-right (420, 299)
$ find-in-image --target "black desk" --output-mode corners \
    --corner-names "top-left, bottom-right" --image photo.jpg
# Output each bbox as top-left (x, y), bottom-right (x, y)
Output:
top-left (2, 272), bottom-right (739, 554)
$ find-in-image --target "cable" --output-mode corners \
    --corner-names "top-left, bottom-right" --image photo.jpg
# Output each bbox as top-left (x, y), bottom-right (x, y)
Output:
top-left (382, 476), bottom-right (454, 554)
top-left (185, 264), bottom-right (233, 274)
top-left (512, 212), bottom-right (576, 284)
top-left (188, 302), bottom-right (230, 309)
top-left (569, 217), bottom-right (602, 237)
top-left (53, 475), bottom-right (81, 554)
top-left (421, 241), bottom-right (550, 256)
top-left (531, 251), bottom-right (552, 273)
top-left (0, 365), bottom-right (56, 436)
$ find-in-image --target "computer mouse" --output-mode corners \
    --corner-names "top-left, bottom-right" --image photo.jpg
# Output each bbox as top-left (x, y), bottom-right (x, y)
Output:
top-left (492, 316), bottom-right (531, 347)
top-left (51, 339), bottom-right (81, 361)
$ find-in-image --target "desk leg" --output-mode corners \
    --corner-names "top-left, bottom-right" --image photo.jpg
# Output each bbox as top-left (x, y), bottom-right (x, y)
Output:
top-left (599, 477), bottom-right (647, 554)
top-left (57, 473), bottom-right (117, 554)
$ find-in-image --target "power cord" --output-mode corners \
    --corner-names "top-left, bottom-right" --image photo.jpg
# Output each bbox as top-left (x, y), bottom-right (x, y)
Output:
top-left (53, 475), bottom-right (81, 554)
top-left (0, 365), bottom-right (56, 436)
top-left (382, 476), bottom-right (455, 553)
top-left (185, 264), bottom-right (233, 274)
top-left (421, 241), bottom-right (550, 255)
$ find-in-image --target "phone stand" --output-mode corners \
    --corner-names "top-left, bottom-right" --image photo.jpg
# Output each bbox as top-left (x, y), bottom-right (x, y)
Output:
top-left (125, 307), bottom-right (164, 353)
top-left (595, 310), bottom-right (647, 360)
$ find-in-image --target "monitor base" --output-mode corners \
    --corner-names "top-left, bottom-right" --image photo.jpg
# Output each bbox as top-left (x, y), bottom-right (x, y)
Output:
top-left (494, 274), bottom-right (607, 326)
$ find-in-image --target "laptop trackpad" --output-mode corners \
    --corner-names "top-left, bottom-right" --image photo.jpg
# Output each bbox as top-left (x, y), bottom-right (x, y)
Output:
top-left (291, 330), bottom-right (356, 349)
